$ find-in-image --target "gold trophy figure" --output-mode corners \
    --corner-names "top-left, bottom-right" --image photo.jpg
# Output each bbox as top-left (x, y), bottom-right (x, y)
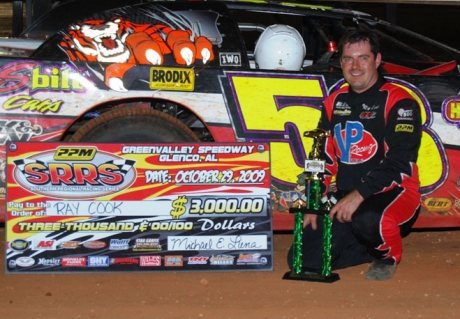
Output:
top-left (283, 128), bottom-right (340, 283)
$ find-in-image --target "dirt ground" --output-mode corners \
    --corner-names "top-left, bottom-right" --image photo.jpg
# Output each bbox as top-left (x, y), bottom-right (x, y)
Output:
top-left (1, 226), bottom-right (459, 319)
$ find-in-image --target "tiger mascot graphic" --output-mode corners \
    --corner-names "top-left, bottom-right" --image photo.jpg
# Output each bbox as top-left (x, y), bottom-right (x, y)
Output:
top-left (60, 15), bottom-right (215, 92)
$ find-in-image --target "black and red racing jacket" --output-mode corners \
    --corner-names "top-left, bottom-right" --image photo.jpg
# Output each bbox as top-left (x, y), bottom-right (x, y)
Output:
top-left (319, 77), bottom-right (422, 199)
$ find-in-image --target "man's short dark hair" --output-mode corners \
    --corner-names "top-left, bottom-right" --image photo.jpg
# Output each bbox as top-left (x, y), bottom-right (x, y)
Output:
top-left (338, 29), bottom-right (380, 58)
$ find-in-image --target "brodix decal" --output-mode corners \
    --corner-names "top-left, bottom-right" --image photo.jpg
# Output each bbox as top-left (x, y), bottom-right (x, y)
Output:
top-left (12, 146), bottom-right (136, 199)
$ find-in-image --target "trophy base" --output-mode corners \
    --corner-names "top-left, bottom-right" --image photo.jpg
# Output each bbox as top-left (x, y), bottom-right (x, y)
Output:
top-left (283, 270), bottom-right (340, 283)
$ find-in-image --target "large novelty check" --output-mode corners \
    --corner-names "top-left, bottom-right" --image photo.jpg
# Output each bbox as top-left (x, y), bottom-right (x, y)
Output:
top-left (6, 142), bottom-right (272, 273)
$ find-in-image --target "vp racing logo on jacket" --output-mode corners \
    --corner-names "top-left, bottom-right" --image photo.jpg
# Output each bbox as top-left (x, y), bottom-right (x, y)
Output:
top-left (334, 121), bottom-right (377, 164)
top-left (12, 147), bottom-right (136, 199)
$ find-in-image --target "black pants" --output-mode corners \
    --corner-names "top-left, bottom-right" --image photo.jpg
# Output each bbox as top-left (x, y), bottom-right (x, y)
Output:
top-left (287, 187), bottom-right (420, 271)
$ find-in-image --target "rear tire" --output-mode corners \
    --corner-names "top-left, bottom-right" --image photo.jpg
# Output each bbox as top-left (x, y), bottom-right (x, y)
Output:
top-left (68, 108), bottom-right (200, 143)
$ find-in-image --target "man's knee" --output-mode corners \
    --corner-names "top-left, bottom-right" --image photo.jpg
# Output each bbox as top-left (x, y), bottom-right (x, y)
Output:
top-left (352, 213), bottom-right (380, 245)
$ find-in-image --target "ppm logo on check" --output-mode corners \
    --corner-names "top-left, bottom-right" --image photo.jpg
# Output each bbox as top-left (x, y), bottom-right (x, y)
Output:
top-left (54, 146), bottom-right (97, 161)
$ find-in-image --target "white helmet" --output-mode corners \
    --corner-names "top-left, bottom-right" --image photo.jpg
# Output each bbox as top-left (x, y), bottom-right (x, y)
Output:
top-left (254, 24), bottom-right (306, 71)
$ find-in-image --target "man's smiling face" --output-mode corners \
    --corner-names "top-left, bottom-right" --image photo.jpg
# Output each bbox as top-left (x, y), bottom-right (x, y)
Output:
top-left (340, 40), bottom-right (382, 93)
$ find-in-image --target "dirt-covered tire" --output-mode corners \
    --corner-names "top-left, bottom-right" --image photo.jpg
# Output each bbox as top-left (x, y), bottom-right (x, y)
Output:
top-left (68, 108), bottom-right (201, 143)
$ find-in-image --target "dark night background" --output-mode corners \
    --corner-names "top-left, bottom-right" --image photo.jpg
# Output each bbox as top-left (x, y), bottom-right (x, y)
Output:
top-left (327, 1), bottom-right (460, 51)
top-left (0, 1), bottom-right (459, 53)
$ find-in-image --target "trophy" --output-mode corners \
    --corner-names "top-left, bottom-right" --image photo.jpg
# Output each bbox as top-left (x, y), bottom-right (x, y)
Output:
top-left (283, 128), bottom-right (340, 283)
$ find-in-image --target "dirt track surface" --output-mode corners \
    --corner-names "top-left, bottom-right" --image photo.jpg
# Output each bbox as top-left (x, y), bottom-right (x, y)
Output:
top-left (1, 227), bottom-right (460, 319)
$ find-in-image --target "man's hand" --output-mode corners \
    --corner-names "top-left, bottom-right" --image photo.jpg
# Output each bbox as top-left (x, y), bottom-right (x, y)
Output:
top-left (329, 190), bottom-right (364, 223)
top-left (303, 214), bottom-right (319, 230)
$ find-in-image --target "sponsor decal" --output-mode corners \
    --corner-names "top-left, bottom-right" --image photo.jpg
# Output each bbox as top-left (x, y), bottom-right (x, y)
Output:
top-left (0, 119), bottom-right (43, 145)
top-left (133, 238), bottom-right (162, 251)
top-left (362, 104), bottom-right (379, 111)
top-left (30, 65), bottom-right (85, 93)
top-left (33, 240), bottom-right (56, 250)
top-left (140, 256), bottom-right (162, 267)
top-left (333, 109), bottom-right (351, 116)
top-left (109, 239), bottom-right (130, 250)
top-left (334, 121), bottom-right (378, 164)
top-left (62, 257), bottom-right (86, 267)
top-left (83, 241), bottom-right (107, 249)
top-left (150, 67), bottom-right (195, 91)
top-left (3, 96), bottom-right (64, 114)
top-left (210, 254), bottom-right (234, 266)
top-left (110, 257), bottom-right (139, 265)
top-left (37, 258), bottom-right (61, 266)
top-left (395, 124), bottom-right (414, 133)
top-left (442, 98), bottom-right (460, 127)
top-left (455, 198), bottom-right (460, 210)
top-left (236, 253), bottom-right (267, 265)
top-left (56, 241), bottom-right (79, 249)
top-left (334, 102), bottom-right (352, 116)
top-left (0, 61), bottom-right (87, 96)
top-left (88, 256), bottom-right (110, 267)
top-left (9, 238), bottom-right (30, 251)
top-left (5, 95), bottom-right (63, 114)
top-left (12, 149), bottom-right (136, 199)
top-left (53, 147), bottom-right (97, 161)
top-left (8, 259), bottom-right (17, 268)
top-left (187, 256), bottom-right (209, 265)
top-left (359, 111), bottom-right (376, 119)
top-left (219, 52), bottom-right (242, 66)
top-left (397, 108), bottom-right (414, 120)
top-left (16, 256), bottom-right (35, 267)
top-left (423, 198), bottom-right (452, 212)
top-left (335, 101), bottom-right (351, 109)
top-left (164, 255), bottom-right (183, 267)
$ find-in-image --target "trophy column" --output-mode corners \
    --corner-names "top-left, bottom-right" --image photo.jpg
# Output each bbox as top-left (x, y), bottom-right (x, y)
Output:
top-left (283, 128), bottom-right (340, 283)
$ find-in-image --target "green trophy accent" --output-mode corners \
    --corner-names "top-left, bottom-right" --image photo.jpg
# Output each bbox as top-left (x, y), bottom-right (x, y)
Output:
top-left (322, 209), bottom-right (333, 277)
top-left (292, 210), bottom-right (303, 273)
top-left (283, 128), bottom-right (340, 283)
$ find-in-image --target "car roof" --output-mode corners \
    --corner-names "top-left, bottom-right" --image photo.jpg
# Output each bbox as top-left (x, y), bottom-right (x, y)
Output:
top-left (21, 0), bottom-right (371, 39)
top-left (25, 0), bottom-right (460, 67)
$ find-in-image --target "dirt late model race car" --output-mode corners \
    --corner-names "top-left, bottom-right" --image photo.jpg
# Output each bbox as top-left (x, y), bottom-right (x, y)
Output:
top-left (1, 0), bottom-right (460, 229)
